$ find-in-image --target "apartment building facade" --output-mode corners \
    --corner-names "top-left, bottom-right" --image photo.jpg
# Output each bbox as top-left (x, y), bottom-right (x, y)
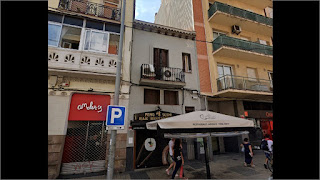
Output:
top-left (48, 0), bottom-right (134, 178)
top-left (155, 0), bottom-right (273, 153)
top-left (127, 20), bottom-right (203, 170)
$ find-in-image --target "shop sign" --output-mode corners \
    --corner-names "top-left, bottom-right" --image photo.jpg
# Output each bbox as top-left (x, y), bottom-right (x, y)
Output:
top-left (244, 110), bottom-right (273, 119)
top-left (134, 110), bottom-right (179, 121)
top-left (68, 93), bottom-right (110, 121)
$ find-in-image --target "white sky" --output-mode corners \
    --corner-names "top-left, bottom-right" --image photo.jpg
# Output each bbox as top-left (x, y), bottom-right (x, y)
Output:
top-left (135, 0), bottom-right (161, 23)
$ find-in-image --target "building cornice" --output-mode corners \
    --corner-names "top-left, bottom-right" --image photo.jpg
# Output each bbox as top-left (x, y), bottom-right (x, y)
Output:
top-left (133, 20), bottom-right (196, 40)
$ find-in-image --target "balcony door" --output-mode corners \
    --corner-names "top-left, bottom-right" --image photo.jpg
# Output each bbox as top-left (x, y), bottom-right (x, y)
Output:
top-left (217, 65), bottom-right (234, 90)
top-left (154, 48), bottom-right (168, 79)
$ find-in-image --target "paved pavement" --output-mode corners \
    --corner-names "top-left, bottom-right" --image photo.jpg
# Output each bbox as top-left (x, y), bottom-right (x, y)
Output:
top-left (77, 150), bottom-right (272, 179)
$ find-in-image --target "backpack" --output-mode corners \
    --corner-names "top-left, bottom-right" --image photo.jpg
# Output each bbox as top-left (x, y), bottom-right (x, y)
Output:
top-left (260, 140), bottom-right (269, 151)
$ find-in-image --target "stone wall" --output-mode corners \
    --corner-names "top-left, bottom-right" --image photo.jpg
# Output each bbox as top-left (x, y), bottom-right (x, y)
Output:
top-left (106, 133), bottom-right (127, 173)
top-left (48, 135), bottom-right (66, 179)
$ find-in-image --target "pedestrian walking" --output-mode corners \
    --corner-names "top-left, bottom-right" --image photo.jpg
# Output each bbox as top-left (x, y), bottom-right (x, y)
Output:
top-left (166, 138), bottom-right (176, 175)
top-left (240, 138), bottom-right (255, 167)
top-left (171, 139), bottom-right (187, 179)
top-left (262, 134), bottom-right (273, 169)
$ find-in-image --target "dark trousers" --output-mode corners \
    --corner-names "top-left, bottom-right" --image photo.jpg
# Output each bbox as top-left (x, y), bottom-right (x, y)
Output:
top-left (171, 160), bottom-right (184, 179)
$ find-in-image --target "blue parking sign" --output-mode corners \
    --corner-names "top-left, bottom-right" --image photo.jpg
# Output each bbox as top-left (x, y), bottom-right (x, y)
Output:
top-left (106, 105), bottom-right (126, 130)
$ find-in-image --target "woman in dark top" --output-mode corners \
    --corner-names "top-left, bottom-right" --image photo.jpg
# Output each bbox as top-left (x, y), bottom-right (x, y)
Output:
top-left (171, 139), bottom-right (187, 179)
top-left (240, 138), bottom-right (255, 167)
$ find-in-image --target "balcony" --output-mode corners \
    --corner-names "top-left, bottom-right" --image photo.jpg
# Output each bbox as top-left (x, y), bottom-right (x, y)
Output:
top-left (48, 46), bottom-right (118, 78)
top-left (212, 35), bottom-right (272, 64)
top-left (208, 1), bottom-right (272, 36)
top-left (215, 75), bottom-right (273, 101)
top-left (140, 64), bottom-right (186, 87)
top-left (58, 0), bottom-right (120, 21)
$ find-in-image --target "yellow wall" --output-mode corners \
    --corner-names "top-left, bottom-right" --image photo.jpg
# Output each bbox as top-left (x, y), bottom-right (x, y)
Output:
top-left (209, 23), bottom-right (273, 46)
top-left (48, 0), bottom-right (60, 9)
top-left (203, 0), bottom-right (273, 94)
top-left (214, 56), bottom-right (272, 80)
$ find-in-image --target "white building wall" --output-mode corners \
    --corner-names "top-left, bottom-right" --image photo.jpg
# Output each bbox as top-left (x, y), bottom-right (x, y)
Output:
top-left (154, 0), bottom-right (194, 31)
top-left (48, 95), bottom-right (70, 135)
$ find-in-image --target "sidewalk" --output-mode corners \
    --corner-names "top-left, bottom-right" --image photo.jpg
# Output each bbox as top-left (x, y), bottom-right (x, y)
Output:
top-left (77, 150), bottom-right (272, 179)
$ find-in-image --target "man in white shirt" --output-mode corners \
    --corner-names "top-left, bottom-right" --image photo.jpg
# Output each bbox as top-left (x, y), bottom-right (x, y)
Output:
top-left (263, 134), bottom-right (273, 169)
top-left (166, 138), bottom-right (176, 175)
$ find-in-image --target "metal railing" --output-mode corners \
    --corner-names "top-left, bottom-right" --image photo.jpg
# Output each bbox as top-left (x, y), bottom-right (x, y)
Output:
top-left (217, 75), bottom-right (273, 92)
top-left (141, 64), bottom-right (185, 83)
top-left (212, 35), bottom-right (273, 56)
top-left (208, 1), bottom-right (273, 26)
top-left (58, 0), bottom-right (120, 21)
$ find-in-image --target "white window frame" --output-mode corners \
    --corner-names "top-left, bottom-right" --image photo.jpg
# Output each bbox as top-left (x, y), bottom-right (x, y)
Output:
top-left (217, 64), bottom-right (234, 89)
top-left (83, 29), bottom-right (110, 54)
top-left (59, 23), bottom-right (83, 50)
top-left (48, 21), bottom-right (62, 47)
top-left (217, 64), bottom-right (234, 77)
top-left (182, 53), bottom-right (192, 73)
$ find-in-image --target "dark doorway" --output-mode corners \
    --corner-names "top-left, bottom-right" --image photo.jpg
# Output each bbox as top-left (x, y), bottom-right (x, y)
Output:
top-left (223, 136), bottom-right (239, 153)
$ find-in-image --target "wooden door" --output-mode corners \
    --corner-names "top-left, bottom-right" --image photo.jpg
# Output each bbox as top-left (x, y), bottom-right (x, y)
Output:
top-left (154, 48), bottom-right (168, 79)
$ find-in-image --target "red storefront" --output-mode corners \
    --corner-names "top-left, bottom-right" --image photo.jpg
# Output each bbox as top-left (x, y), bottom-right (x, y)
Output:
top-left (60, 93), bottom-right (111, 176)
top-left (245, 110), bottom-right (273, 140)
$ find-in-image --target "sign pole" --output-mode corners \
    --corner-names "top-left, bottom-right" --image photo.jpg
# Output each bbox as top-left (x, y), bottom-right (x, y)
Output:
top-left (107, 0), bottom-right (126, 179)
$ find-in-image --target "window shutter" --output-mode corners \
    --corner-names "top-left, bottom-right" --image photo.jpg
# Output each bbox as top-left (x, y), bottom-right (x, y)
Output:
top-left (187, 54), bottom-right (192, 72)
top-left (182, 54), bottom-right (186, 72)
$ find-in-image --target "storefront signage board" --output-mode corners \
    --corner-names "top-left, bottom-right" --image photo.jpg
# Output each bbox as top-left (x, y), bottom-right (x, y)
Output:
top-left (68, 93), bottom-right (110, 121)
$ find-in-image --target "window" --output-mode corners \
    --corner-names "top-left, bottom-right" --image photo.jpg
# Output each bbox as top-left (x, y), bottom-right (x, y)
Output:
top-left (182, 53), bottom-right (192, 72)
top-left (268, 71), bottom-right (273, 87)
top-left (64, 16), bottom-right (83, 27)
top-left (84, 30), bottom-right (109, 52)
top-left (108, 34), bottom-right (120, 55)
top-left (247, 67), bottom-right (257, 81)
top-left (144, 89), bottom-right (160, 104)
top-left (48, 13), bottom-right (63, 23)
top-left (86, 20), bottom-right (104, 30)
top-left (217, 64), bottom-right (234, 89)
top-left (60, 25), bottom-right (82, 49)
top-left (154, 48), bottom-right (168, 67)
top-left (48, 23), bottom-right (62, 46)
top-left (164, 90), bottom-right (178, 105)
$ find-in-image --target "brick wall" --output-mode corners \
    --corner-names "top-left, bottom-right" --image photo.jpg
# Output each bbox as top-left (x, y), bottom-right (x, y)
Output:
top-left (192, 0), bottom-right (213, 93)
top-left (48, 135), bottom-right (66, 179)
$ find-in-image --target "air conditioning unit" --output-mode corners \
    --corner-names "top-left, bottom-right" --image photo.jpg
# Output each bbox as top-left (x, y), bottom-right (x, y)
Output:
top-left (232, 25), bottom-right (241, 35)
top-left (162, 67), bottom-right (173, 81)
top-left (142, 64), bottom-right (156, 77)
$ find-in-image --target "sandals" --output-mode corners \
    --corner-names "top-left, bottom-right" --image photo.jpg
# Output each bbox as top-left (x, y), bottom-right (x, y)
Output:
top-left (166, 169), bottom-right (170, 175)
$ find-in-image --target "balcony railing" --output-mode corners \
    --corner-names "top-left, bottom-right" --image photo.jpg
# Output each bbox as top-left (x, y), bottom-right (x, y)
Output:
top-left (141, 64), bottom-right (185, 83)
top-left (48, 47), bottom-right (117, 75)
top-left (208, 1), bottom-right (273, 26)
top-left (213, 35), bottom-right (273, 56)
top-left (58, 0), bottom-right (120, 21)
top-left (217, 75), bottom-right (273, 93)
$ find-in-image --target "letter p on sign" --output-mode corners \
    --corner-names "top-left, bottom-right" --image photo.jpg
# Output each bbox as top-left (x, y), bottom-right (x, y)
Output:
top-left (106, 105), bottom-right (126, 130)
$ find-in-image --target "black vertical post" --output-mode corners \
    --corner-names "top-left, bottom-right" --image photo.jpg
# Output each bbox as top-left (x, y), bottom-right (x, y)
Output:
top-left (203, 137), bottom-right (211, 179)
